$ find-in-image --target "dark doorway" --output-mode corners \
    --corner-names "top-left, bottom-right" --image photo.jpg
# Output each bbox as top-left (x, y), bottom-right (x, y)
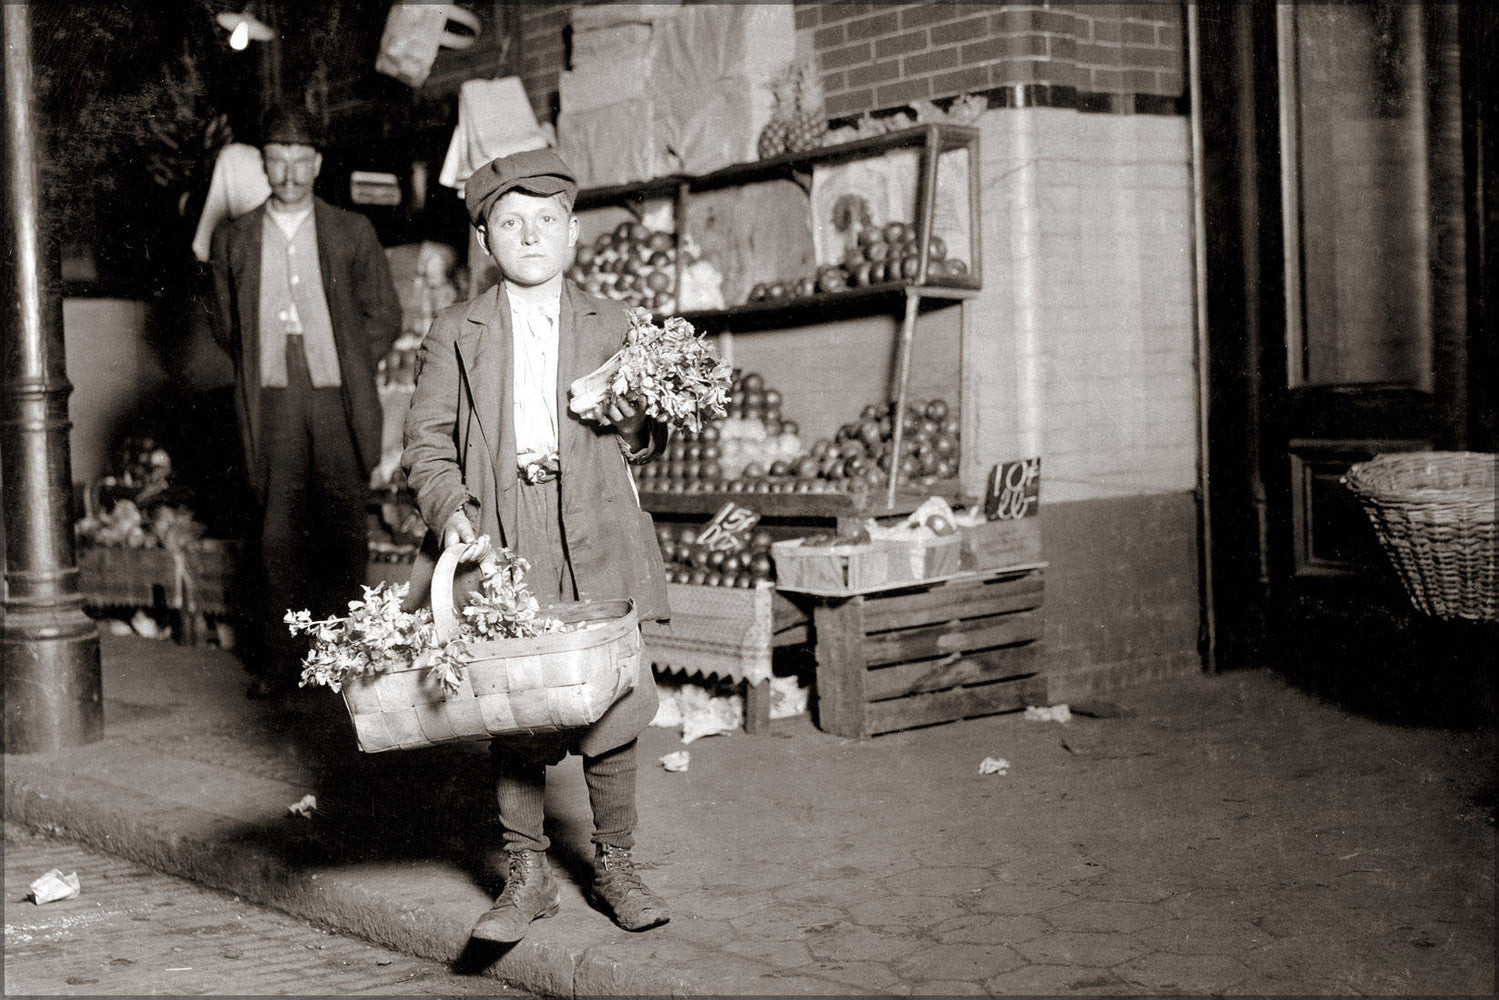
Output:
top-left (1194, 3), bottom-right (1493, 726)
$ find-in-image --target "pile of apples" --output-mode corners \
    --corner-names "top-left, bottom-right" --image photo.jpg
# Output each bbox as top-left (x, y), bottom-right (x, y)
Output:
top-left (797, 397), bottom-right (960, 493)
top-left (744, 222), bottom-right (970, 305)
top-left (567, 220), bottom-right (685, 313)
top-left (656, 524), bottom-right (777, 587)
top-left (634, 371), bottom-right (803, 493)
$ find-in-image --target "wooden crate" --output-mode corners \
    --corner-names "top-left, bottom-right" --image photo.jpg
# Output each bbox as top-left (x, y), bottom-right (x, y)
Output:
top-left (959, 517), bottom-right (1043, 571)
top-left (772, 535), bottom-right (964, 598)
top-left (78, 546), bottom-right (178, 608)
top-left (811, 566), bottom-right (1045, 737)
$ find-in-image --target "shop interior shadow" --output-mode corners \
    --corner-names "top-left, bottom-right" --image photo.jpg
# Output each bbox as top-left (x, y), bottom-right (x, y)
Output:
top-left (1266, 571), bottom-right (1497, 735)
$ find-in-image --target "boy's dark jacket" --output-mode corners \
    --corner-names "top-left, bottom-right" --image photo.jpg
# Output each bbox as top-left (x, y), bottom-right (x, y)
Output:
top-left (402, 280), bottom-right (670, 754)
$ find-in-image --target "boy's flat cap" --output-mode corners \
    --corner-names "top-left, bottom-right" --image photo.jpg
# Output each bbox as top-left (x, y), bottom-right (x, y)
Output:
top-left (465, 148), bottom-right (578, 226)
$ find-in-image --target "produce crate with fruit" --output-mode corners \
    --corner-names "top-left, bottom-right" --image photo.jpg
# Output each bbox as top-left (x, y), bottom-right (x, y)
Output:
top-left (770, 531), bottom-right (963, 598)
top-left (810, 565), bottom-right (1046, 738)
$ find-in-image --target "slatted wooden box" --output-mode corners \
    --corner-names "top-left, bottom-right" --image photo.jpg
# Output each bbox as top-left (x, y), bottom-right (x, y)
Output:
top-left (811, 565), bottom-right (1045, 737)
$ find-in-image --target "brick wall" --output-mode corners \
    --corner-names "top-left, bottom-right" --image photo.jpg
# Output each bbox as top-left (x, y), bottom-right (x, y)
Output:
top-left (1036, 491), bottom-right (1202, 700)
top-left (517, 2), bottom-right (571, 122)
top-left (805, 2), bottom-right (1184, 118)
top-left (519, 3), bottom-right (1184, 125)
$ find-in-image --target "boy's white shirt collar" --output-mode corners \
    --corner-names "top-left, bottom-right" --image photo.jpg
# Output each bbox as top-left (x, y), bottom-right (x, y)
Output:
top-left (505, 278), bottom-right (562, 467)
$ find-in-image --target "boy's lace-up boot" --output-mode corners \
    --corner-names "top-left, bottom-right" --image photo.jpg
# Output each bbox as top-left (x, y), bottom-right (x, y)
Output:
top-left (587, 843), bottom-right (670, 931)
top-left (470, 849), bottom-right (560, 943)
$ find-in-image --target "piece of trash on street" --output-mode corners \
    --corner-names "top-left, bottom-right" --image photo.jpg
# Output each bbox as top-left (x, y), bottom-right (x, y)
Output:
top-left (660, 750), bottom-right (691, 772)
top-left (130, 609), bottom-right (169, 639)
top-left (769, 675), bottom-right (810, 720)
top-left (978, 756), bottom-right (1010, 775)
top-left (28, 868), bottom-right (81, 904)
top-left (1024, 704), bottom-right (1072, 723)
top-left (287, 793), bottom-right (317, 817)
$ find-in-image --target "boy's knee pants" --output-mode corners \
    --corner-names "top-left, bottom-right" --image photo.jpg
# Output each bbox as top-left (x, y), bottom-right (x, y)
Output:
top-left (491, 737), bottom-right (639, 853)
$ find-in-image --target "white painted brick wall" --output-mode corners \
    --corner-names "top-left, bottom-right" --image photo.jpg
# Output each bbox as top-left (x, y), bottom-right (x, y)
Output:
top-left (963, 107), bottom-right (1197, 504)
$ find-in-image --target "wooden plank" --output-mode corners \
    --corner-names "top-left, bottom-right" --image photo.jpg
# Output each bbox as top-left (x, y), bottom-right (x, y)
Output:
top-left (781, 560), bottom-right (1047, 599)
top-left (771, 622), bottom-right (810, 647)
top-left (862, 611), bottom-right (1043, 666)
top-left (862, 571), bottom-right (1044, 632)
top-left (744, 678), bottom-right (772, 735)
top-left (865, 673), bottom-right (1049, 735)
top-left (812, 597), bottom-right (869, 738)
top-left (864, 645), bottom-right (1040, 701)
top-left (771, 591), bottom-right (809, 633)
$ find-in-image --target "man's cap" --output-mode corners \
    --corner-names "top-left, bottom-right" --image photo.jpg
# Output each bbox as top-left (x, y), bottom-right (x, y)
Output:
top-left (465, 148), bottom-right (578, 226)
top-left (261, 103), bottom-right (323, 150)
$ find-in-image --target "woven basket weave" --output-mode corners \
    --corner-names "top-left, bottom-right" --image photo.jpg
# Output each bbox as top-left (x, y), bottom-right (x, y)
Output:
top-left (339, 546), bottom-right (640, 753)
top-left (1343, 451), bottom-right (1497, 622)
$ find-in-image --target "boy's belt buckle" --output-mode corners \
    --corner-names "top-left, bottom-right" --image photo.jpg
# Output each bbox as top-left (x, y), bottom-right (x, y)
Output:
top-left (521, 461), bottom-right (558, 484)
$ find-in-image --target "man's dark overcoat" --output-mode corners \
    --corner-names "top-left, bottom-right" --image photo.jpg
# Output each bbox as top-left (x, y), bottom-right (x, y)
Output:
top-left (210, 197), bottom-right (401, 493)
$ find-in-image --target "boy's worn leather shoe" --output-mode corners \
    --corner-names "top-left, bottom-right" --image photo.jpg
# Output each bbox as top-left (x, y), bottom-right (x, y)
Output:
top-left (471, 850), bottom-right (561, 943)
top-left (587, 843), bottom-right (670, 931)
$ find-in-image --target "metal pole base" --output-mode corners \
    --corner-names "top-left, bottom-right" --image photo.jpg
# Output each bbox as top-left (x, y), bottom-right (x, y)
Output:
top-left (3, 607), bottom-right (103, 753)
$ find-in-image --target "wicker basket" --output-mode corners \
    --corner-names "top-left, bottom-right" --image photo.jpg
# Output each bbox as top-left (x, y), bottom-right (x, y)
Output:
top-left (339, 546), bottom-right (641, 753)
top-left (1343, 451), bottom-right (1497, 622)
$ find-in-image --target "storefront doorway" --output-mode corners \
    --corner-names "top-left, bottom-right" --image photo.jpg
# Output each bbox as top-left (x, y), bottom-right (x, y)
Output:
top-left (1194, 3), bottom-right (1492, 718)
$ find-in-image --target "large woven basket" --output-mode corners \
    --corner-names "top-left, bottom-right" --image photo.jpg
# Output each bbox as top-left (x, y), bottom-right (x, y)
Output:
top-left (1343, 451), bottom-right (1497, 622)
top-left (339, 546), bottom-right (640, 753)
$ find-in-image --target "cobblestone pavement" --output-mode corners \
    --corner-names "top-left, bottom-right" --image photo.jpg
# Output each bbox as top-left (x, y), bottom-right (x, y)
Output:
top-left (4, 633), bottom-right (1494, 997)
top-left (3, 825), bottom-right (524, 996)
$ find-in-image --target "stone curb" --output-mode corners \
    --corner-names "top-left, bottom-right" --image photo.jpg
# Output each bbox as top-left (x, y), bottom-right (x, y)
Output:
top-left (2, 751), bottom-right (735, 998)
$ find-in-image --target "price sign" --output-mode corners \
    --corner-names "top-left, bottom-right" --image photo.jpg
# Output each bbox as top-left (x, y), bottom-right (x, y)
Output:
top-left (694, 501), bottom-right (760, 553)
top-left (984, 457), bottom-right (1041, 520)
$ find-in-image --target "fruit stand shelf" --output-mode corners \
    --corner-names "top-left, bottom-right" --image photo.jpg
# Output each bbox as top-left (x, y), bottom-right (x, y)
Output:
top-left (573, 121), bottom-right (983, 313)
top-left (578, 120), bottom-right (984, 518)
top-left (679, 279), bottom-right (977, 330)
top-left (638, 485), bottom-right (968, 519)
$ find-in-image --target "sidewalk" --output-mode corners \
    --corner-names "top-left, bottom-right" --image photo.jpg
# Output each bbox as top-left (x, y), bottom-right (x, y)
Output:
top-left (4, 632), bottom-right (1494, 996)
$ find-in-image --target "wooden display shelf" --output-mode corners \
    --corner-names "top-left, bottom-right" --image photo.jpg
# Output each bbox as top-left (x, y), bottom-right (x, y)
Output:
top-left (679, 279), bottom-right (978, 330)
top-left (638, 485), bottom-right (965, 520)
top-left (803, 565), bottom-right (1046, 738)
top-left (642, 581), bottom-right (810, 733)
top-left (574, 122), bottom-right (983, 318)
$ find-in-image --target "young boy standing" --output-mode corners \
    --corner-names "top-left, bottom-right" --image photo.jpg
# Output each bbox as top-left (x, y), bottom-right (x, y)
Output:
top-left (402, 149), bottom-right (672, 942)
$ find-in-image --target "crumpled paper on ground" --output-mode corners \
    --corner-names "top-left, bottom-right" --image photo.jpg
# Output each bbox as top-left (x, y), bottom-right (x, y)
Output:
top-left (287, 794), bottom-right (317, 818)
top-left (978, 756), bottom-right (1011, 775)
top-left (660, 750), bottom-right (690, 772)
top-left (1025, 704), bottom-right (1072, 724)
top-left (652, 679), bottom-right (742, 743)
top-left (29, 869), bottom-right (81, 905)
top-left (131, 610), bottom-right (168, 640)
top-left (769, 675), bottom-right (809, 720)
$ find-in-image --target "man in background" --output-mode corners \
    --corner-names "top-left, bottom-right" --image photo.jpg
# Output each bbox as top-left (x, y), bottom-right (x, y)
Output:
top-left (210, 102), bottom-right (401, 698)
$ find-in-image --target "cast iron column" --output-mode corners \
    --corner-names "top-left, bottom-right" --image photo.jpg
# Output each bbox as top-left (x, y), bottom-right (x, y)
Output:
top-left (1, 2), bottom-right (104, 752)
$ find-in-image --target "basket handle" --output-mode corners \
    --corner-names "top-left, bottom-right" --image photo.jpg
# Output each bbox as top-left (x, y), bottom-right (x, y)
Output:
top-left (431, 535), bottom-right (499, 643)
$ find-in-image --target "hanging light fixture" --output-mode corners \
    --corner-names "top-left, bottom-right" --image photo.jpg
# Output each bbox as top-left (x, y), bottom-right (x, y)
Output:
top-left (217, 6), bottom-right (274, 50)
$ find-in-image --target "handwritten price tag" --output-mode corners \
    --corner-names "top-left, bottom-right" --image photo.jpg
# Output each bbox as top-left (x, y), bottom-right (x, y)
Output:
top-left (984, 457), bottom-right (1041, 520)
top-left (695, 502), bottom-right (761, 553)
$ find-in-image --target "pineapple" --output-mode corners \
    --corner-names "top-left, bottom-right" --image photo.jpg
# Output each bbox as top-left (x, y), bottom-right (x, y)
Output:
top-left (758, 59), bottom-right (827, 159)
top-left (783, 59), bottom-right (829, 153)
